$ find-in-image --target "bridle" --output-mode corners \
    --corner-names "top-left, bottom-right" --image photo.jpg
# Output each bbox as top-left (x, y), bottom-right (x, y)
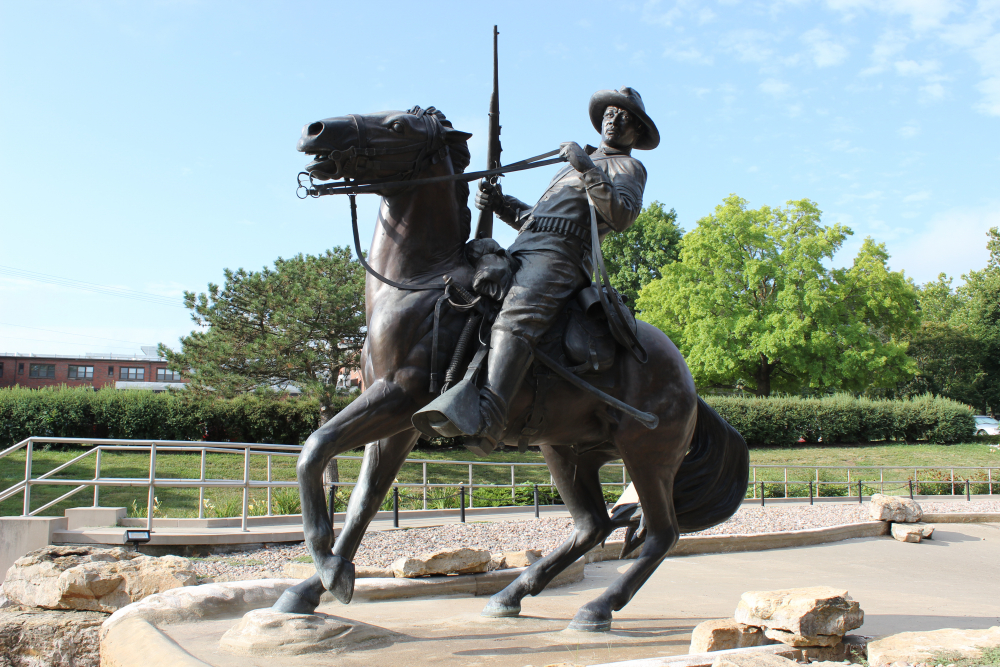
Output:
top-left (296, 108), bottom-right (563, 292)
top-left (305, 107), bottom-right (449, 186)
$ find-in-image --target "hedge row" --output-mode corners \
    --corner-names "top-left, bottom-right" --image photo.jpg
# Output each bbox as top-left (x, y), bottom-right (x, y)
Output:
top-left (0, 386), bottom-right (356, 447)
top-left (705, 393), bottom-right (975, 447)
top-left (0, 387), bottom-right (976, 449)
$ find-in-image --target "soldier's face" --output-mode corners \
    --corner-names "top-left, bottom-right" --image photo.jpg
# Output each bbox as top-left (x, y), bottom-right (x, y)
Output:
top-left (601, 106), bottom-right (641, 149)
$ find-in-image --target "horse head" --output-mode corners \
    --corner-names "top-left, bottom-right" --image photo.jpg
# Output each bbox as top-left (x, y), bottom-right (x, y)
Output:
top-left (297, 106), bottom-right (472, 185)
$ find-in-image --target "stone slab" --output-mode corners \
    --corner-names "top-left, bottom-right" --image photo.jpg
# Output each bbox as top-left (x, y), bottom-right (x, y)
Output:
top-left (867, 626), bottom-right (1000, 667)
top-left (219, 608), bottom-right (399, 656)
top-left (64, 507), bottom-right (126, 530)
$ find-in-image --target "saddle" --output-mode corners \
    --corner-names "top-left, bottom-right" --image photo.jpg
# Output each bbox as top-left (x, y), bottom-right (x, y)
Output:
top-left (413, 239), bottom-right (639, 452)
top-left (463, 238), bottom-right (638, 377)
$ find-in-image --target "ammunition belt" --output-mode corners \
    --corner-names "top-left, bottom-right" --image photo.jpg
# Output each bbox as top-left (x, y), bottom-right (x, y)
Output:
top-left (526, 216), bottom-right (590, 242)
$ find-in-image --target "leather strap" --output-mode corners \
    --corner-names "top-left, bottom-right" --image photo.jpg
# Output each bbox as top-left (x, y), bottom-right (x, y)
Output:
top-left (587, 193), bottom-right (648, 364)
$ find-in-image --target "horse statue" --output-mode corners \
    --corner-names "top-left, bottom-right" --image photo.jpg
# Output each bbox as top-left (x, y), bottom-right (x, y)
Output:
top-left (274, 105), bottom-right (749, 632)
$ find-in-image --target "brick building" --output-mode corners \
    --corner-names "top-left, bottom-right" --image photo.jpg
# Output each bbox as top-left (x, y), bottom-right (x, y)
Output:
top-left (0, 352), bottom-right (188, 392)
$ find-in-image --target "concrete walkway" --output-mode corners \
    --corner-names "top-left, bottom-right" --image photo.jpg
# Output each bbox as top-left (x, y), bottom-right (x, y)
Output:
top-left (162, 521), bottom-right (1000, 667)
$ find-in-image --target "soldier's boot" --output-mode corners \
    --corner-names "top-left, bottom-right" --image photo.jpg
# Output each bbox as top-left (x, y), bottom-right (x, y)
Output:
top-left (464, 330), bottom-right (534, 456)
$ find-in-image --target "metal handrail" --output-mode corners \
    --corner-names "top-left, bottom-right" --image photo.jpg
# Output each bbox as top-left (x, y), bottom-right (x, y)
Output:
top-left (3, 436), bottom-right (996, 528)
top-left (0, 436), bottom-right (630, 528)
top-left (749, 463), bottom-right (998, 500)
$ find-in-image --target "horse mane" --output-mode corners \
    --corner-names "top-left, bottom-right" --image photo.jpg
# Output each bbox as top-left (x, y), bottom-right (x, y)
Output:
top-left (408, 106), bottom-right (472, 239)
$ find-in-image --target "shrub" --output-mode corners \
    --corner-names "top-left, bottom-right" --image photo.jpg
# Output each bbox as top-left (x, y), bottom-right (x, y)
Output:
top-left (705, 393), bottom-right (974, 448)
top-left (0, 386), bottom-right (348, 447)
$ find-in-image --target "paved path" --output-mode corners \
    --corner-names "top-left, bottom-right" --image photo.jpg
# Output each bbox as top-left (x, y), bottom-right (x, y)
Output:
top-left (165, 521), bottom-right (1000, 667)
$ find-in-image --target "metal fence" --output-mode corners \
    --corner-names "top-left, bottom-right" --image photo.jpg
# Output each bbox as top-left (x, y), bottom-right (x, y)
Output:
top-left (2, 437), bottom-right (996, 531)
top-left (0, 437), bottom-right (630, 530)
top-left (749, 464), bottom-right (999, 500)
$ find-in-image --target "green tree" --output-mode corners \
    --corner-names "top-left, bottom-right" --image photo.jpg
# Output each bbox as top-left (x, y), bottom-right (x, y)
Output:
top-left (162, 247), bottom-right (366, 422)
top-left (637, 194), bottom-right (918, 396)
top-left (954, 227), bottom-right (1000, 412)
top-left (600, 201), bottom-right (682, 308)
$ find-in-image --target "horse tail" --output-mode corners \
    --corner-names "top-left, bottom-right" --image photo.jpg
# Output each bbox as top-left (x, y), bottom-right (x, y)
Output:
top-left (672, 397), bottom-right (749, 534)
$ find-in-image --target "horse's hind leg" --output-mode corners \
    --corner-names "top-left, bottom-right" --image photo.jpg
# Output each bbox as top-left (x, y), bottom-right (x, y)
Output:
top-left (568, 458), bottom-right (680, 632)
top-left (482, 446), bottom-right (616, 618)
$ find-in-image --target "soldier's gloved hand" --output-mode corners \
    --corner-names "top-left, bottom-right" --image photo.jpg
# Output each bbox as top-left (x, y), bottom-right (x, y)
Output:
top-left (475, 179), bottom-right (504, 213)
top-left (560, 141), bottom-right (596, 173)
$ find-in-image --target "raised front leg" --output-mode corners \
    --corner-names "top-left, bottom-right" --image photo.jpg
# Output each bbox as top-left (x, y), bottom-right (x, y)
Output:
top-left (482, 447), bottom-right (616, 618)
top-left (272, 379), bottom-right (414, 614)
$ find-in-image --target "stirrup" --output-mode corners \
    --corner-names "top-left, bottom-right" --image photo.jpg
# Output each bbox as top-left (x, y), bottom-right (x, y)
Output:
top-left (412, 379), bottom-right (482, 438)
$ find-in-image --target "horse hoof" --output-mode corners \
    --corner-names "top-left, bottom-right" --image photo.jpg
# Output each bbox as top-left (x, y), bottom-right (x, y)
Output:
top-left (567, 606), bottom-right (612, 632)
top-left (481, 597), bottom-right (521, 618)
top-left (318, 555), bottom-right (355, 604)
top-left (272, 577), bottom-right (323, 614)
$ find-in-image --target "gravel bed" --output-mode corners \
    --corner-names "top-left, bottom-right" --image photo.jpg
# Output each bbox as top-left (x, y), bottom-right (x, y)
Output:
top-left (190, 499), bottom-right (999, 582)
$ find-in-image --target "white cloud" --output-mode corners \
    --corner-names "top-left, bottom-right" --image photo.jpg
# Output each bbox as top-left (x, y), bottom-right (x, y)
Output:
top-left (862, 30), bottom-right (909, 75)
top-left (903, 191), bottom-right (930, 202)
top-left (920, 82), bottom-right (947, 99)
top-left (826, 0), bottom-right (960, 31)
top-left (975, 76), bottom-right (1000, 115)
top-left (898, 121), bottom-right (920, 137)
top-left (759, 78), bottom-right (791, 96)
top-left (802, 28), bottom-right (850, 67)
top-left (894, 59), bottom-right (940, 76)
top-left (890, 205), bottom-right (1000, 282)
top-left (723, 29), bottom-right (776, 63)
top-left (664, 39), bottom-right (714, 64)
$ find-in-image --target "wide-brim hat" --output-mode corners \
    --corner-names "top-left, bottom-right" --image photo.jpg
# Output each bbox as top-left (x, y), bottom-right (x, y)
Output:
top-left (589, 87), bottom-right (659, 150)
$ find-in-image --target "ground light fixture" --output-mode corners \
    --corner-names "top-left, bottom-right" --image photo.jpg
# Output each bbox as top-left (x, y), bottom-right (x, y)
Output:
top-left (124, 529), bottom-right (152, 552)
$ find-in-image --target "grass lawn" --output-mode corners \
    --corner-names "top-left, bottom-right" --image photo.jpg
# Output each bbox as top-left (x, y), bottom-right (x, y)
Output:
top-left (2, 439), bottom-right (996, 517)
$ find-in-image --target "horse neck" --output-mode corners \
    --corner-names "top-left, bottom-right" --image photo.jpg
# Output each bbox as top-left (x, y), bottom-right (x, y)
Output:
top-left (367, 160), bottom-right (468, 285)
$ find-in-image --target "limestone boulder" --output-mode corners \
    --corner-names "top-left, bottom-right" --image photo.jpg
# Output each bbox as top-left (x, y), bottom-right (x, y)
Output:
top-left (867, 626), bottom-right (1000, 667)
top-left (734, 587), bottom-right (863, 645)
top-left (282, 562), bottom-right (392, 579)
top-left (869, 494), bottom-right (922, 522)
top-left (504, 549), bottom-right (542, 568)
top-left (689, 619), bottom-right (774, 653)
top-left (0, 605), bottom-right (105, 667)
top-left (890, 522), bottom-right (934, 543)
top-left (390, 548), bottom-right (491, 578)
top-left (2, 545), bottom-right (196, 613)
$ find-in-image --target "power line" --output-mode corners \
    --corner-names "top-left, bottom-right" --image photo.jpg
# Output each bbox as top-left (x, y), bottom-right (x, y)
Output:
top-left (0, 322), bottom-right (148, 346)
top-left (0, 265), bottom-right (188, 308)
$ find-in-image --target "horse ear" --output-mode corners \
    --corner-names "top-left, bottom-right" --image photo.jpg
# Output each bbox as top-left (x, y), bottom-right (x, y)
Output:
top-left (443, 127), bottom-right (472, 144)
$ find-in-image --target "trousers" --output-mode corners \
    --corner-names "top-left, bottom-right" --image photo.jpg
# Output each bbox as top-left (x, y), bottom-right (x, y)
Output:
top-left (492, 231), bottom-right (592, 346)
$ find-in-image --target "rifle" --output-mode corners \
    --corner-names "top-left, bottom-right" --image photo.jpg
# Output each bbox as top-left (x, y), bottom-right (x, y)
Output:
top-left (473, 25), bottom-right (502, 240)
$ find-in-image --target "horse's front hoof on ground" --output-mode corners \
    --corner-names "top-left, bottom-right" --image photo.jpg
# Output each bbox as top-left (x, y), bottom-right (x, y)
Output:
top-left (567, 603), bottom-right (612, 632)
top-left (317, 554), bottom-right (355, 604)
top-left (272, 575), bottom-right (324, 614)
top-left (481, 595), bottom-right (521, 618)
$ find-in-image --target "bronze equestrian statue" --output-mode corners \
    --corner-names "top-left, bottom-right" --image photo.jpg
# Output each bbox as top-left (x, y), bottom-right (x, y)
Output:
top-left (275, 92), bottom-right (749, 632)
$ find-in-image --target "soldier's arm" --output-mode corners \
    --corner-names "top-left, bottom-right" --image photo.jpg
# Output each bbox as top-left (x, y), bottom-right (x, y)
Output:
top-left (475, 182), bottom-right (531, 230)
top-left (582, 161), bottom-right (647, 232)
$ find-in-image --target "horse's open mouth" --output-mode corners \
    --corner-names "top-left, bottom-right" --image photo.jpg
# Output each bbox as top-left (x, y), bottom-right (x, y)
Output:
top-left (303, 154), bottom-right (343, 181)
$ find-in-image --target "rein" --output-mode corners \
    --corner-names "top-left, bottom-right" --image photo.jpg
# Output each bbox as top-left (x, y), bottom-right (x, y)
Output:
top-left (323, 147), bottom-right (565, 293)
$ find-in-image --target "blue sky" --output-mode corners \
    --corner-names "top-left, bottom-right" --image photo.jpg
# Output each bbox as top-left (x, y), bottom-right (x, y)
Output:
top-left (1, 0), bottom-right (998, 356)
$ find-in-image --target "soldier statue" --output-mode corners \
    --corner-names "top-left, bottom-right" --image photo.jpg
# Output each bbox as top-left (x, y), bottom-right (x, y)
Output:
top-left (419, 86), bottom-right (660, 450)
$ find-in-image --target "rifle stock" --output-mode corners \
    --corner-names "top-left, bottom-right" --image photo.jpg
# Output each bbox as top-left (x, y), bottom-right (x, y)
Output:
top-left (474, 25), bottom-right (502, 240)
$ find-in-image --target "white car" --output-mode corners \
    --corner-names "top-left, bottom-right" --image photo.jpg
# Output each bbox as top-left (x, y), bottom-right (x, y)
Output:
top-left (974, 415), bottom-right (1000, 436)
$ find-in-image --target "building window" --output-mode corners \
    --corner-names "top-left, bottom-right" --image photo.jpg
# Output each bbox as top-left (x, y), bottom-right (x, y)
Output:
top-left (108, 365), bottom-right (114, 377)
top-left (0, 362), bottom-right (3, 378)
top-left (68, 365), bottom-right (94, 380)
top-left (120, 367), bottom-right (145, 380)
top-left (156, 368), bottom-right (182, 382)
top-left (18, 363), bottom-right (24, 375)
top-left (29, 364), bottom-right (56, 379)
